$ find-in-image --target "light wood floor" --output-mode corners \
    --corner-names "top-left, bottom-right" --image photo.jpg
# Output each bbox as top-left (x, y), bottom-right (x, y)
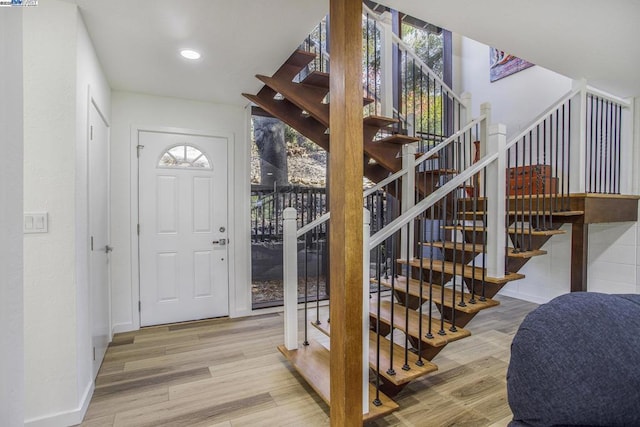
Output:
top-left (81, 295), bottom-right (537, 427)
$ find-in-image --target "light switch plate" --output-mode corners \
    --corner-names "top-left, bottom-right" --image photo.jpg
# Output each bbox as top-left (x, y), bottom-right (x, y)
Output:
top-left (24, 212), bottom-right (48, 233)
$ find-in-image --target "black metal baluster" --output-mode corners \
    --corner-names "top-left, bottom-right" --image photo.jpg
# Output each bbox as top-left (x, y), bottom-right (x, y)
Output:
top-left (403, 223), bottom-right (411, 372)
top-left (373, 244), bottom-right (382, 406)
top-left (528, 131), bottom-right (533, 251)
top-left (567, 100), bottom-right (572, 207)
top-left (427, 207), bottom-right (435, 340)
top-left (416, 216), bottom-right (425, 367)
top-left (438, 196), bottom-right (447, 336)
top-left (481, 168), bottom-right (487, 301)
top-left (388, 232), bottom-right (397, 377)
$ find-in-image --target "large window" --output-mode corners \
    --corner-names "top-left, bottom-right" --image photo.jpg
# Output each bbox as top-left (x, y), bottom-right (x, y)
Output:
top-left (250, 114), bottom-right (328, 309)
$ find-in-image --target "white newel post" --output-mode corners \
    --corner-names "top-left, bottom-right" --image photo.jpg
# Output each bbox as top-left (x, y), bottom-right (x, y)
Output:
top-left (362, 208), bottom-right (371, 413)
top-left (570, 79), bottom-right (587, 193)
top-left (400, 144), bottom-right (416, 262)
top-left (379, 11), bottom-right (394, 118)
top-left (283, 208), bottom-right (298, 350)
top-left (485, 124), bottom-right (506, 278)
top-left (460, 92), bottom-right (472, 128)
top-left (480, 102), bottom-right (492, 159)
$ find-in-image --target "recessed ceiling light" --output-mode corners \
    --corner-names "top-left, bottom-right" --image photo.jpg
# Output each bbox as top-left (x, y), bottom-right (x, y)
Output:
top-left (180, 49), bottom-right (201, 60)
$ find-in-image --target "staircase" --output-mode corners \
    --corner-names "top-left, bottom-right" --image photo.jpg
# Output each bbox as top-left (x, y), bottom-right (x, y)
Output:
top-left (243, 19), bottom-right (638, 422)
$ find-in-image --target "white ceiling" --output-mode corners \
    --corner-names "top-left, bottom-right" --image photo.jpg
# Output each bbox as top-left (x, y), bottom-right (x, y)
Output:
top-left (70, 0), bottom-right (328, 106)
top-left (378, 0), bottom-right (640, 98)
top-left (71, 0), bottom-right (639, 105)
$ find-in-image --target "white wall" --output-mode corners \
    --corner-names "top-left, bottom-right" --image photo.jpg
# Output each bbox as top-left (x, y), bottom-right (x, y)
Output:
top-left (74, 8), bottom-right (111, 421)
top-left (0, 9), bottom-right (25, 427)
top-left (455, 35), bottom-right (572, 138)
top-left (110, 92), bottom-right (251, 333)
top-left (23, 0), bottom-right (111, 424)
top-left (455, 34), bottom-right (640, 302)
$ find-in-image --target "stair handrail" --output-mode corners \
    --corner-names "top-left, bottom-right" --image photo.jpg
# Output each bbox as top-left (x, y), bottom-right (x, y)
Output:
top-left (362, 114), bottom-right (487, 201)
top-left (586, 85), bottom-right (632, 108)
top-left (504, 86), bottom-right (581, 151)
top-left (362, 3), bottom-right (464, 107)
top-left (296, 211), bottom-right (330, 238)
top-left (296, 115), bottom-right (486, 235)
top-left (370, 147), bottom-right (499, 248)
top-left (415, 115), bottom-right (487, 165)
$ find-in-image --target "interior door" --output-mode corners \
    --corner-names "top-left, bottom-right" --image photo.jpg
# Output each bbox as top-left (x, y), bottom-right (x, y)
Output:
top-left (89, 101), bottom-right (110, 378)
top-left (138, 130), bottom-right (229, 326)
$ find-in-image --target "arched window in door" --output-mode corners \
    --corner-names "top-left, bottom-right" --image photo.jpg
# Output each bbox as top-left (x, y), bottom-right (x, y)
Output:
top-left (158, 144), bottom-right (211, 169)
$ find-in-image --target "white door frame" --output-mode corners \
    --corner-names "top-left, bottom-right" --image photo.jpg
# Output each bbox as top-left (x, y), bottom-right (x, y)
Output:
top-left (129, 125), bottom-right (235, 330)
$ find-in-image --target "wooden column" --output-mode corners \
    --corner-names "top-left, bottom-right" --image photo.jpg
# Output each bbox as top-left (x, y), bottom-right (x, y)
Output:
top-left (570, 222), bottom-right (589, 292)
top-left (329, 0), bottom-right (364, 425)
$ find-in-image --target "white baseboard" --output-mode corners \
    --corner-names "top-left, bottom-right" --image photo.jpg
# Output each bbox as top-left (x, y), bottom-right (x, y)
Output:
top-left (24, 381), bottom-right (94, 427)
top-left (498, 288), bottom-right (551, 305)
top-left (112, 322), bottom-right (137, 334)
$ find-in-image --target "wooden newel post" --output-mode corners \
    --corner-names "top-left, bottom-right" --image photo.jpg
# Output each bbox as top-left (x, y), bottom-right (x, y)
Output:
top-left (329, 0), bottom-right (364, 425)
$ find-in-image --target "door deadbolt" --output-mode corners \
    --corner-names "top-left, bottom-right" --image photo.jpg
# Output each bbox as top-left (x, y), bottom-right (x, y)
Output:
top-left (219, 226), bottom-right (226, 232)
top-left (212, 238), bottom-right (227, 246)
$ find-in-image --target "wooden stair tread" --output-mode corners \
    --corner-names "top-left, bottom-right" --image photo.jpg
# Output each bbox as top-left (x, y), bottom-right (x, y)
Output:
top-left (459, 210), bottom-right (584, 217)
top-left (300, 71), bottom-right (329, 88)
top-left (256, 74), bottom-right (330, 127)
top-left (416, 168), bottom-right (458, 175)
top-left (311, 322), bottom-right (438, 385)
top-left (426, 241), bottom-right (547, 259)
top-left (284, 49), bottom-right (317, 69)
top-left (364, 115), bottom-right (398, 128)
top-left (415, 152), bottom-right (439, 160)
top-left (398, 258), bottom-right (525, 285)
top-left (377, 134), bottom-right (421, 145)
top-left (370, 300), bottom-right (471, 347)
top-left (375, 276), bottom-right (499, 314)
top-left (278, 341), bottom-right (398, 420)
top-left (444, 225), bottom-right (567, 236)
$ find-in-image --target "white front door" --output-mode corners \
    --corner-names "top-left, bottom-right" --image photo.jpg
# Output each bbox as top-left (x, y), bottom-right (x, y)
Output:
top-left (89, 101), bottom-right (110, 378)
top-left (138, 130), bottom-right (229, 326)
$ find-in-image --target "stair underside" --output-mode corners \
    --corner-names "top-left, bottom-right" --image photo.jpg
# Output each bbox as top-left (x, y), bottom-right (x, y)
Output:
top-left (277, 340), bottom-right (398, 421)
top-left (398, 258), bottom-right (525, 285)
top-left (426, 241), bottom-right (547, 259)
top-left (375, 276), bottom-right (500, 314)
top-left (370, 300), bottom-right (471, 347)
top-left (312, 322), bottom-right (438, 386)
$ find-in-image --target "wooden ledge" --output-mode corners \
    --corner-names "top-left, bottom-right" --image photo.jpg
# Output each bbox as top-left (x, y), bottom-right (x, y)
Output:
top-left (278, 341), bottom-right (399, 421)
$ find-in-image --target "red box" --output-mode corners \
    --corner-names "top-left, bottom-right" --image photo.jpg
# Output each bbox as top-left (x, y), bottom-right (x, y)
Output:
top-left (507, 164), bottom-right (553, 180)
top-left (508, 176), bottom-right (558, 196)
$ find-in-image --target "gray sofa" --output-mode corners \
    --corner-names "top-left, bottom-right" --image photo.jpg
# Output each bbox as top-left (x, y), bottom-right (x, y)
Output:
top-left (507, 292), bottom-right (640, 426)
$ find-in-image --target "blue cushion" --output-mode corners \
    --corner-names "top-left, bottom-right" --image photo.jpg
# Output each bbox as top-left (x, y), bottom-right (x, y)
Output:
top-left (507, 292), bottom-right (640, 426)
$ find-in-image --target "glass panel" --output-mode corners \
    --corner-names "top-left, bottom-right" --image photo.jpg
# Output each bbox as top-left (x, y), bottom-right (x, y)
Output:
top-left (250, 115), bottom-right (329, 309)
top-left (158, 144), bottom-right (211, 169)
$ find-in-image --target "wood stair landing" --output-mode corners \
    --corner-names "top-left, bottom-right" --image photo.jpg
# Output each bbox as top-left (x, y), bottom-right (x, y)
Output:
top-left (375, 276), bottom-right (500, 314)
top-left (277, 340), bottom-right (398, 421)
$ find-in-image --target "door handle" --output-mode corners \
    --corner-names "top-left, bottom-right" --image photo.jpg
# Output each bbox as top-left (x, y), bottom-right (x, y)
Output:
top-left (105, 245), bottom-right (113, 253)
top-left (212, 238), bottom-right (227, 246)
